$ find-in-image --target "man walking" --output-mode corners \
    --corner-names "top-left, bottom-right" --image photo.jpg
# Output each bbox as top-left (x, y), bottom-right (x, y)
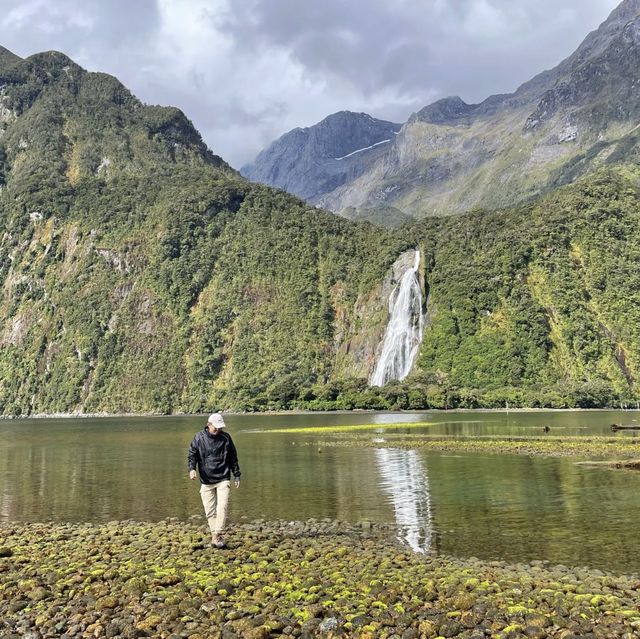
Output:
top-left (188, 413), bottom-right (241, 548)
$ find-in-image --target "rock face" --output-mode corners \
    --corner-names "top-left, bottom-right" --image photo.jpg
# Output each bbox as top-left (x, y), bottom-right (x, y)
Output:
top-left (240, 111), bottom-right (401, 201)
top-left (244, 0), bottom-right (640, 224)
top-left (525, 1), bottom-right (640, 132)
top-left (333, 250), bottom-right (424, 381)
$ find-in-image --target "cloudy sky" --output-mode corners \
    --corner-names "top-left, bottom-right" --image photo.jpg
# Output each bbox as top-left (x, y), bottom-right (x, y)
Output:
top-left (0, 0), bottom-right (621, 168)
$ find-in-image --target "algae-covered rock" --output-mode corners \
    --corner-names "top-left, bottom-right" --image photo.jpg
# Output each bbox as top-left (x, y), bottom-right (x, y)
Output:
top-left (135, 613), bottom-right (163, 631)
top-left (96, 595), bottom-right (120, 610)
top-left (1, 519), bottom-right (640, 638)
top-left (417, 619), bottom-right (438, 637)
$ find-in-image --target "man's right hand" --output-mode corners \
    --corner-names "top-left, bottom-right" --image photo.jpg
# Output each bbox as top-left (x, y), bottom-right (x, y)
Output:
top-left (189, 470), bottom-right (197, 480)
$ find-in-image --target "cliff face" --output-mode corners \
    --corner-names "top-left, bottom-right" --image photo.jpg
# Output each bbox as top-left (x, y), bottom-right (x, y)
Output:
top-left (240, 111), bottom-right (401, 201)
top-left (333, 250), bottom-right (421, 380)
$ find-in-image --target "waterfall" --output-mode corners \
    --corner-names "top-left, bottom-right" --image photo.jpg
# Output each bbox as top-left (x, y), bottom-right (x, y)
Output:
top-left (370, 249), bottom-right (424, 386)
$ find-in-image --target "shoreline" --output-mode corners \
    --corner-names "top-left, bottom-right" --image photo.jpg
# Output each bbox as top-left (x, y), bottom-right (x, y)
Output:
top-left (2, 518), bottom-right (639, 638)
top-left (2, 406), bottom-right (640, 420)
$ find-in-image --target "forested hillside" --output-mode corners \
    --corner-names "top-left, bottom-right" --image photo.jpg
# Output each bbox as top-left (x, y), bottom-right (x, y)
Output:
top-left (0, 50), bottom-right (408, 415)
top-left (409, 168), bottom-right (640, 409)
top-left (282, 167), bottom-right (640, 412)
top-left (1, 48), bottom-right (639, 415)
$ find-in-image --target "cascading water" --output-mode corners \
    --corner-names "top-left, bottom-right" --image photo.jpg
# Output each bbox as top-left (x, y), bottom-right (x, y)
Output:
top-left (370, 249), bottom-right (424, 387)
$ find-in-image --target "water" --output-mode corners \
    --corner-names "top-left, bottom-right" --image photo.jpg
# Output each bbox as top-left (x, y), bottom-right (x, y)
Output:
top-left (370, 249), bottom-right (424, 386)
top-left (376, 447), bottom-right (432, 553)
top-left (1, 410), bottom-right (640, 573)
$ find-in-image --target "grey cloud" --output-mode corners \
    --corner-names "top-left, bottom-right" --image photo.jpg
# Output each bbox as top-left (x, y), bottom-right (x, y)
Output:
top-left (223, 0), bottom-right (620, 103)
top-left (0, 0), bottom-right (624, 167)
top-left (223, 0), bottom-right (436, 96)
top-left (1, 0), bottom-right (160, 59)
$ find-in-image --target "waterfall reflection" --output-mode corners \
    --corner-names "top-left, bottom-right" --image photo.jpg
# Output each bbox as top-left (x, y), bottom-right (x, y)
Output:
top-left (375, 448), bottom-right (432, 553)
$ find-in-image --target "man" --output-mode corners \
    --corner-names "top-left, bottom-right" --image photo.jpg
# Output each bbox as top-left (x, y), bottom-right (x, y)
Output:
top-left (188, 413), bottom-right (241, 548)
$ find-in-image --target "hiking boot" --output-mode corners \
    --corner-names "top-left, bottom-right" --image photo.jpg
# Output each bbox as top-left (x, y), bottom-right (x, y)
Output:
top-left (212, 534), bottom-right (226, 549)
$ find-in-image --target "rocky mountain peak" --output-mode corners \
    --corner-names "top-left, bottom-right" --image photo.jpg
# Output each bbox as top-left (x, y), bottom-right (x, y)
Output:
top-left (524, 2), bottom-right (640, 132)
top-left (511, 0), bottom-right (640, 104)
top-left (564, 0), bottom-right (640, 68)
top-left (241, 111), bottom-right (400, 200)
top-left (605, 0), bottom-right (640, 26)
top-left (410, 97), bottom-right (473, 125)
top-left (302, 110), bottom-right (399, 158)
top-left (409, 94), bottom-right (512, 126)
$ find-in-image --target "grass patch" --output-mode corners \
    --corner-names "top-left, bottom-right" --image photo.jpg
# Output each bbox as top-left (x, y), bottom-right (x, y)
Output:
top-left (261, 421), bottom-right (436, 434)
top-left (311, 435), bottom-right (640, 458)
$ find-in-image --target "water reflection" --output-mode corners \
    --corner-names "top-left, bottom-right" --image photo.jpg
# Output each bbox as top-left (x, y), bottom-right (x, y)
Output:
top-left (3, 412), bottom-right (640, 572)
top-left (375, 448), bottom-right (432, 553)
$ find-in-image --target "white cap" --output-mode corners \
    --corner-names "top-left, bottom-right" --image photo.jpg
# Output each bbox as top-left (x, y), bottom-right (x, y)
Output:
top-left (207, 413), bottom-right (226, 428)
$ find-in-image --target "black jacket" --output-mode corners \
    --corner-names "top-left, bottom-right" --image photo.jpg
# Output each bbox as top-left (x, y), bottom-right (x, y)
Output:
top-left (188, 428), bottom-right (241, 485)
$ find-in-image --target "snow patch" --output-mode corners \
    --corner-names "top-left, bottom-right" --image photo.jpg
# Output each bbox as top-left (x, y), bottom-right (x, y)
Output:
top-left (335, 139), bottom-right (390, 161)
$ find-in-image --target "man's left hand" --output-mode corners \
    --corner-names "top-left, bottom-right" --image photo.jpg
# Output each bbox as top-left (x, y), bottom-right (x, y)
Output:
top-left (235, 478), bottom-right (241, 488)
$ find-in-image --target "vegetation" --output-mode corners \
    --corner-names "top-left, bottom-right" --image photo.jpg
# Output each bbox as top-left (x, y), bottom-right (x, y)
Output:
top-left (409, 168), bottom-right (640, 410)
top-left (1, 50), bottom-right (640, 415)
top-left (314, 434), bottom-right (640, 459)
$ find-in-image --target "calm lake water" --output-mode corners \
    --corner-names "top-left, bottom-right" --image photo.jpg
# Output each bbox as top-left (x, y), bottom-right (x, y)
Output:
top-left (1, 410), bottom-right (640, 573)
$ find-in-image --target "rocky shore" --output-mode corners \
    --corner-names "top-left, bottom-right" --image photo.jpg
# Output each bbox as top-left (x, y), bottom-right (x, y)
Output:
top-left (1, 519), bottom-right (640, 638)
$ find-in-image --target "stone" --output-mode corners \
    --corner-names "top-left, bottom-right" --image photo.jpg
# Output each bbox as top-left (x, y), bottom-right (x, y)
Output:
top-left (318, 617), bottom-right (339, 632)
top-left (8, 599), bottom-right (29, 612)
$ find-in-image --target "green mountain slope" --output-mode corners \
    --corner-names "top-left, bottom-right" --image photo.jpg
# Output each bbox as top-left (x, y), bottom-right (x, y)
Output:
top-left (0, 49), bottom-right (408, 414)
top-left (408, 168), bottom-right (640, 408)
top-left (1, 48), bottom-right (639, 414)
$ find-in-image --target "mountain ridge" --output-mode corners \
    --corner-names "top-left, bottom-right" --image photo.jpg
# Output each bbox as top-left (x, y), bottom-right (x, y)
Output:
top-left (1, 39), bottom-right (640, 414)
top-left (245, 0), bottom-right (640, 224)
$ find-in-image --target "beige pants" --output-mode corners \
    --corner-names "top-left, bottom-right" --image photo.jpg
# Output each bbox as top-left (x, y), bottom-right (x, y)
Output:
top-left (199, 480), bottom-right (231, 535)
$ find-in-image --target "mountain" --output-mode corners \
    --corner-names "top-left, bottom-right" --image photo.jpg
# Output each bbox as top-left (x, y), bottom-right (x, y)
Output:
top-left (0, 48), bottom-right (409, 415)
top-left (0, 45), bottom-right (20, 68)
top-left (240, 111), bottom-right (401, 203)
top-left (245, 0), bottom-right (640, 224)
top-left (411, 168), bottom-right (640, 409)
top-left (1, 45), bottom-right (640, 415)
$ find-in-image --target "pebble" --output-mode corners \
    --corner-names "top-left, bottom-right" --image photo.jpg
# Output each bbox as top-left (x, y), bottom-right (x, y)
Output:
top-left (1, 519), bottom-right (640, 638)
